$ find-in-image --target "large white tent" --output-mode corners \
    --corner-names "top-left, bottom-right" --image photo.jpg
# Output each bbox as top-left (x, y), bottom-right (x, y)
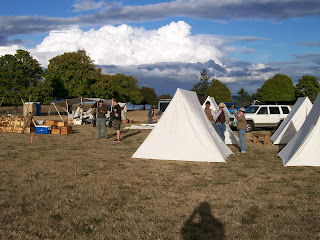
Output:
top-left (271, 97), bottom-right (313, 145)
top-left (132, 89), bottom-right (233, 162)
top-left (201, 96), bottom-right (239, 145)
top-left (278, 93), bottom-right (320, 167)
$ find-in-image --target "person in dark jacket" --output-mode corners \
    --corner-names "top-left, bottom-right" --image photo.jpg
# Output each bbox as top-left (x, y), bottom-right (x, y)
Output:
top-left (96, 100), bottom-right (108, 139)
top-left (215, 102), bottom-right (229, 143)
top-left (112, 99), bottom-right (121, 142)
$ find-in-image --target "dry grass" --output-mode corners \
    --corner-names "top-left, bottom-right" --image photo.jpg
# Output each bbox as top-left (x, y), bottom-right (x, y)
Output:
top-left (0, 109), bottom-right (319, 239)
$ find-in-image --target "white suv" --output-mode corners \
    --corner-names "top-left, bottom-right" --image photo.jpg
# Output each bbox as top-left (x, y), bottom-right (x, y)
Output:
top-left (229, 105), bottom-right (291, 132)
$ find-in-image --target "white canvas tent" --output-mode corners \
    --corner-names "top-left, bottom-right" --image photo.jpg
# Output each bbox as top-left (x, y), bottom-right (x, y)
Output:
top-left (271, 97), bottom-right (313, 144)
top-left (132, 89), bottom-right (232, 162)
top-left (202, 96), bottom-right (239, 145)
top-left (278, 93), bottom-right (320, 167)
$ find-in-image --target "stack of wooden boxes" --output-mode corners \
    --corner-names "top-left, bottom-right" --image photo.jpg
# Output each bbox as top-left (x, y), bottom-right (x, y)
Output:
top-left (0, 116), bottom-right (34, 133)
top-left (44, 120), bottom-right (72, 135)
top-left (0, 117), bottom-right (24, 133)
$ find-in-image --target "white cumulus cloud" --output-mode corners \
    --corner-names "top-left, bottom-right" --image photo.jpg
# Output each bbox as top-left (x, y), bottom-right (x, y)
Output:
top-left (30, 21), bottom-right (225, 67)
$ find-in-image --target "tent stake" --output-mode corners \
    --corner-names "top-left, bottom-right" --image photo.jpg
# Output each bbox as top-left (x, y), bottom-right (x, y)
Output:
top-left (75, 162), bottom-right (77, 180)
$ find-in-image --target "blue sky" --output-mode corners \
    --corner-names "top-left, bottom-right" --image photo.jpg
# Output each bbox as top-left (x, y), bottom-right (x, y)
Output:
top-left (1, 0), bottom-right (320, 96)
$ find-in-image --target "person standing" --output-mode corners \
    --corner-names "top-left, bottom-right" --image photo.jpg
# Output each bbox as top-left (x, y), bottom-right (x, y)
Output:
top-left (204, 101), bottom-right (217, 129)
top-left (233, 107), bottom-right (247, 153)
top-left (112, 99), bottom-right (122, 142)
top-left (96, 100), bottom-right (108, 139)
top-left (215, 102), bottom-right (229, 143)
top-left (148, 105), bottom-right (155, 124)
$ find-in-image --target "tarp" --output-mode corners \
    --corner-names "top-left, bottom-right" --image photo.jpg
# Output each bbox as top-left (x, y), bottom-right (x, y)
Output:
top-left (278, 93), bottom-right (320, 166)
top-left (132, 88), bottom-right (232, 162)
top-left (52, 98), bottom-right (113, 111)
top-left (271, 97), bottom-right (312, 144)
top-left (202, 96), bottom-right (239, 145)
top-left (52, 98), bottom-right (127, 121)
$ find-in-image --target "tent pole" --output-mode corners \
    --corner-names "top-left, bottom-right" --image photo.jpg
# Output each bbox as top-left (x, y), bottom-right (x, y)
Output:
top-left (53, 103), bottom-right (64, 122)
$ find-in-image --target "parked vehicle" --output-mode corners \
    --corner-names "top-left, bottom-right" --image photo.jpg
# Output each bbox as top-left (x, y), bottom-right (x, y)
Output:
top-left (229, 105), bottom-right (291, 132)
top-left (218, 102), bottom-right (240, 114)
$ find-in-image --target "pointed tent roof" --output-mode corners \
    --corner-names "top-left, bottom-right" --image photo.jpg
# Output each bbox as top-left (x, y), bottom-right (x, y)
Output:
top-left (278, 93), bottom-right (320, 167)
top-left (132, 89), bottom-right (232, 162)
top-left (271, 97), bottom-right (313, 144)
top-left (202, 96), bottom-right (239, 145)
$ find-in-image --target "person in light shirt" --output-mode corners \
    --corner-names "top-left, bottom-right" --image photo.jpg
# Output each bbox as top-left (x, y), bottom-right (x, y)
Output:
top-left (233, 107), bottom-right (247, 153)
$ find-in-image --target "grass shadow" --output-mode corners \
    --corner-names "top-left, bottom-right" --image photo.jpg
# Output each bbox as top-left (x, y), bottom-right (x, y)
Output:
top-left (121, 131), bottom-right (141, 140)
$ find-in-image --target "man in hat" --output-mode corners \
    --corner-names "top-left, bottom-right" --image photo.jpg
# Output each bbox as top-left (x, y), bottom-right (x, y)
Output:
top-left (233, 107), bottom-right (247, 153)
top-left (96, 100), bottom-right (108, 139)
top-left (215, 102), bottom-right (229, 143)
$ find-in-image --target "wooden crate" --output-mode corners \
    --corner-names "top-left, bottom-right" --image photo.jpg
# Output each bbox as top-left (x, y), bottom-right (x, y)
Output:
top-left (51, 128), bottom-right (61, 134)
top-left (57, 121), bottom-right (68, 127)
top-left (45, 120), bottom-right (57, 126)
top-left (61, 126), bottom-right (72, 134)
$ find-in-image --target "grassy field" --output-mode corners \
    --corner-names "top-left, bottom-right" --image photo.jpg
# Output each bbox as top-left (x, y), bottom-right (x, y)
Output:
top-left (0, 109), bottom-right (319, 239)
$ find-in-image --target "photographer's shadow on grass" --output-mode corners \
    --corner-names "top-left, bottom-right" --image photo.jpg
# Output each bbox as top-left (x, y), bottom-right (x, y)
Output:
top-left (181, 202), bottom-right (225, 240)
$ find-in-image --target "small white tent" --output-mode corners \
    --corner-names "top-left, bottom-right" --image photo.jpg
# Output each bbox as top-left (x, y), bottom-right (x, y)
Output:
top-left (278, 93), bottom-right (320, 167)
top-left (271, 97), bottom-right (313, 144)
top-left (132, 89), bottom-right (232, 162)
top-left (202, 96), bottom-right (239, 145)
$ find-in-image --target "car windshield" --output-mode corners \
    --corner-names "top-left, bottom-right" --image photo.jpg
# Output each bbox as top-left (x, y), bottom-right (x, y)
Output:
top-left (245, 106), bottom-right (259, 113)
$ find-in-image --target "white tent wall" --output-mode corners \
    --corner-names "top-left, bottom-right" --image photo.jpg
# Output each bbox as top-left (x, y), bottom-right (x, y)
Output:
top-left (271, 97), bottom-right (313, 145)
top-left (202, 96), bottom-right (239, 145)
top-left (278, 93), bottom-right (320, 167)
top-left (132, 89), bottom-right (232, 162)
top-left (118, 102), bottom-right (127, 121)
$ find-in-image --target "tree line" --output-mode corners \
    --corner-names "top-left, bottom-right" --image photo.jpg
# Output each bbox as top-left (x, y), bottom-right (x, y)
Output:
top-left (1, 50), bottom-right (319, 106)
top-left (0, 49), bottom-right (168, 106)
top-left (192, 69), bottom-right (320, 105)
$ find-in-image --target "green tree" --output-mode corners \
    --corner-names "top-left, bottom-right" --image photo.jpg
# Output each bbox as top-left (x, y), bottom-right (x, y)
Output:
top-left (44, 49), bottom-right (102, 99)
top-left (237, 88), bottom-right (251, 104)
top-left (206, 79), bottom-right (232, 102)
top-left (110, 74), bottom-right (143, 104)
top-left (257, 74), bottom-right (296, 103)
top-left (296, 75), bottom-right (320, 102)
top-left (158, 94), bottom-right (172, 100)
top-left (31, 80), bottom-right (53, 105)
top-left (92, 74), bottom-right (114, 100)
top-left (140, 86), bottom-right (158, 105)
top-left (0, 50), bottom-right (43, 105)
top-left (191, 69), bottom-right (211, 103)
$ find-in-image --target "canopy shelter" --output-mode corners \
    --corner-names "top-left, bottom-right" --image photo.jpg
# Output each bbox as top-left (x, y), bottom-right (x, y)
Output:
top-left (51, 98), bottom-right (126, 122)
top-left (271, 97), bottom-right (312, 145)
top-left (132, 88), bottom-right (232, 162)
top-left (202, 96), bottom-right (239, 145)
top-left (53, 98), bottom-right (112, 112)
top-left (278, 93), bottom-right (320, 167)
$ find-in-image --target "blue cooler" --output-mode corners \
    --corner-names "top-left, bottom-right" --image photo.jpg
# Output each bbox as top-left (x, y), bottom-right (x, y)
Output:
top-left (35, 126), bottom-right (51, 134)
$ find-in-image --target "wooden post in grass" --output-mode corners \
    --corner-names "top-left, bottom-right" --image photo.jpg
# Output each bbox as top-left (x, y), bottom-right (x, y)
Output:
top-left (75, 162), bottom-right (77, 180)
top-left (0, 98), bottom-right (4, 106)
